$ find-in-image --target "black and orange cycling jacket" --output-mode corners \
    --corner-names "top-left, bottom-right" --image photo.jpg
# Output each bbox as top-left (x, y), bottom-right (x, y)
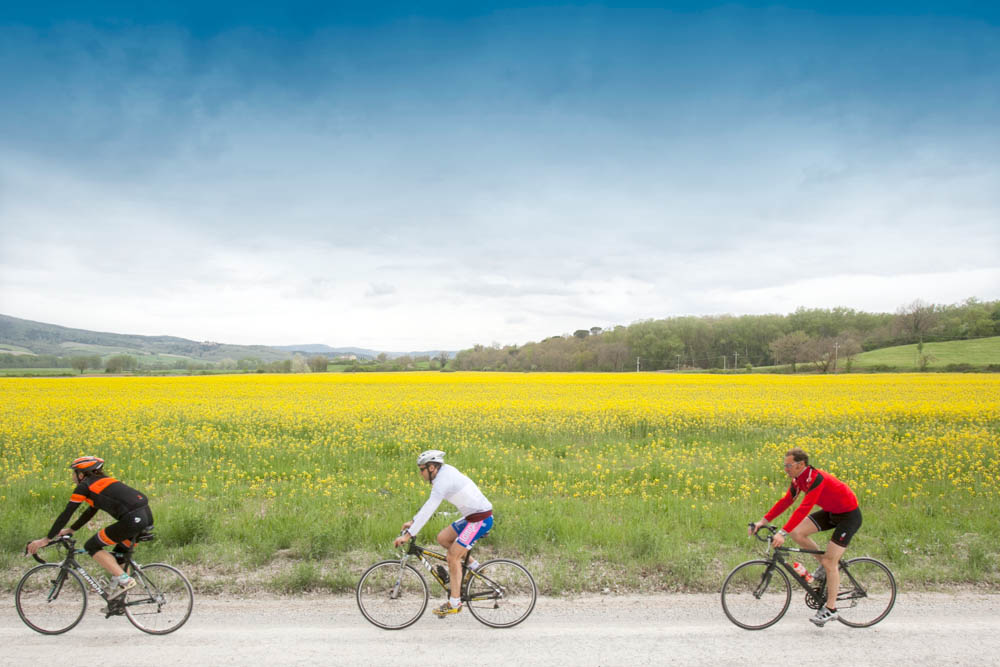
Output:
top-left (46, 475), bottom-right (149, 540)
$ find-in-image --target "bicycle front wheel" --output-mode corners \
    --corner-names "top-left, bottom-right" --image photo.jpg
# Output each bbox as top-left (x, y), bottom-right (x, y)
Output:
top-left (721, 560), bottom-right (791, 630)
top-left (15, 564), bottom-right (88, 635)
top-left (836, 557), bottom-right (896, 628)
top-left (464, 559), bottom-right (537, 628)
top-left (357, 561), bottom-right (429, 629)
top-left (124, 563), bottom-right (194, 634)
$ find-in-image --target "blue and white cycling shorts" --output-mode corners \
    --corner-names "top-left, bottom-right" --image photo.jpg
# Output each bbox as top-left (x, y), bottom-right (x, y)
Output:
top-left (451, 515), bottom-right (494, 549)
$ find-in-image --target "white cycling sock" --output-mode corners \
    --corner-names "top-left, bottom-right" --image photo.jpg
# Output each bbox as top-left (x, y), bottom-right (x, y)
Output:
top-left (469, 559), bottom-right (480, 570)
top-left (449, 597), bottom-right (461, 608)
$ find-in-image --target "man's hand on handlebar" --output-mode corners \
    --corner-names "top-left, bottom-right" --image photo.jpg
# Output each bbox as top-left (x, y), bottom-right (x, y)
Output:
top-left (25, 538), bottom-right (50, 556)
top-left (393, 530), bottom-right (412, 548)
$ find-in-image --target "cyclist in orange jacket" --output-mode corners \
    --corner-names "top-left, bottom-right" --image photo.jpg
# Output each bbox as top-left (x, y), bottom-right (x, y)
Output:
top-left (27, 456), bottom-right (153, 599)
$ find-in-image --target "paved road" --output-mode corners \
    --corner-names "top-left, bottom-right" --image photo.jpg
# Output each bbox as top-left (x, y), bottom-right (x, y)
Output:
top-left (3, 593), bottom-right (998, 666)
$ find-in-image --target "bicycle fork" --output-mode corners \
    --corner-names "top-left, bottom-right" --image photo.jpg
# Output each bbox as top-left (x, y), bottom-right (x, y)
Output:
top-left (389, 557), bottom-right (411, 600)
top-left (753, 564), bottom-right (777, 599)
top-left (46, 571), bottom-right (69, 603)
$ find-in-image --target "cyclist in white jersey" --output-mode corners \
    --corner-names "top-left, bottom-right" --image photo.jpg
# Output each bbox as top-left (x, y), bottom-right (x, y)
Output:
top-left (394, 450), bottom-right (493, 617)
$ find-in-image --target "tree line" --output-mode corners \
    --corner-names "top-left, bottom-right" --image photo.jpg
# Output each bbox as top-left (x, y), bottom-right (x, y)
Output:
top-left (0, 351), bottom-right (451, 375)
top-left (452, 298), bottom-right (1000, 373)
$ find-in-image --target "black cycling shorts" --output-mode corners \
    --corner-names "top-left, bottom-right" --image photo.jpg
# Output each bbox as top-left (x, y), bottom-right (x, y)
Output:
top-left (808, 507), bottom-right (862, 547)
top-left (84, 506), bottom-right (154, 556)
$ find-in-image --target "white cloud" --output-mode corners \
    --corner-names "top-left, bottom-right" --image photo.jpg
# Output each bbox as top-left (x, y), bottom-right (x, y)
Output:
top-left (2, 9), bottom-right (998, 350)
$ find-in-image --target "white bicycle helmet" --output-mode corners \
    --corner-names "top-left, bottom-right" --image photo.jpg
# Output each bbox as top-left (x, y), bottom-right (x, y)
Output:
top-left (416, 450), bottom-right (445, 466)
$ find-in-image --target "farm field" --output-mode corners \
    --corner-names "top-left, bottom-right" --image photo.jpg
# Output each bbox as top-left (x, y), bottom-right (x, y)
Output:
top-left (850, 336), bottom-right (1000, 370)
top-left (1, 372), bottom-right (998, 594)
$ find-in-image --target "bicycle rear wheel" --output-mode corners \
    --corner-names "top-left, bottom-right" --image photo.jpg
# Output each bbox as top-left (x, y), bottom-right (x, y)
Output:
top-left (15, 564), bottom-right (88, 635)
top-left (721, 560), bottom-right (791, 630)
top-left (357, 561), bottom-right (429, 629)
top-left (464, 559), bottom-right (537, 628)
top-left (836, 557), bottom-right (896, 628)
top-left (124, 563), bottom-right (194, 634)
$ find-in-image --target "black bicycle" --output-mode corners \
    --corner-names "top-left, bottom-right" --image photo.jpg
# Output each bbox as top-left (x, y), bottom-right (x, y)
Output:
top-left (16, 532), bottom-right (194, 635)
top-left (721, 524), bottom-right (896, 630)
top-left (357, 537), bottom-right (537, 630)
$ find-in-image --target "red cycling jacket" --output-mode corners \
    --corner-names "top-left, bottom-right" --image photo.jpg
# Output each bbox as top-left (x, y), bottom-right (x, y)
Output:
top-left (764, 466), bottom-right (858, 533)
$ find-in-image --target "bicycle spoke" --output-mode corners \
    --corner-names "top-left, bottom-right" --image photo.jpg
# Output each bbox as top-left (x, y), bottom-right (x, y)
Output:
top-left (357, 561), bottom-right (429, 630)
top-left (836, 558), bottom-right (896, 628)
top-left (15, 564), bottom-right (88, 635)
top-left (124, 564), bottom-right (194, 634)
top-left (721, 560), bottom-right (791, 630)
top-left (463, 559), bottom-right (536, 628)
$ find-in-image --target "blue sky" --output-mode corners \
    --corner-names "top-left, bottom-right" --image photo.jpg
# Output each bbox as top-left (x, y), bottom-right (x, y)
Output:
top-left (1, 2), bottom-right (998, 350)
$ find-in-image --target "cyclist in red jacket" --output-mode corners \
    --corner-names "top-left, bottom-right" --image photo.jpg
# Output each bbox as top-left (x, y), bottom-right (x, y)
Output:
top-left (750, 448), bottom-right (861, 627)
top-left (26, 456), bottom-right (153, 600)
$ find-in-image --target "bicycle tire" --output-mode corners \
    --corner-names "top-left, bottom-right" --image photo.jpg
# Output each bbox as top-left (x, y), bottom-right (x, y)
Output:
top-left (836, 557), bottom-right (896, 628)
top-left (15, 564), bottom-right (88, 635)
top-left (721, 559), bottom-right (792, 630)
top-left (357, 560), bottom-right (429, 630)
top-left (124, 563), bottom-right (194, 634)
top-left (463, 559), bottom-right (537, 628)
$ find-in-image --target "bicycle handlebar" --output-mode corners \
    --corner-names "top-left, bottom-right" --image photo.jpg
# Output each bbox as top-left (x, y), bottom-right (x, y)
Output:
top-left (748, 523), bottom-right (778, 543)
top-left (394, 529), bottom-right (422, 556)
top-left (25, 535), bottom-right (75, 564)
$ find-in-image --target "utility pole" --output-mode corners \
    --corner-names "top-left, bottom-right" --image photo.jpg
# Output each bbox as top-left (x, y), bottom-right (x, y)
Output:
top-left (722, 355), bottom-right (727, 370)
top-left (734, 350), bottom-right (739, 368)
top-left (676, 354), bottom-right (681, 372)
top-left (833, 341), bottom-right (840, 373)
top-left (636, 357), bottom-right (640, 373)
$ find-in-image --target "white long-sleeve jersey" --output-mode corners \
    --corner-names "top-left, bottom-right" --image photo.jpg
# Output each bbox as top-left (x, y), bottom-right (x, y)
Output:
top-left (407, 464), bottom-right (492, 537)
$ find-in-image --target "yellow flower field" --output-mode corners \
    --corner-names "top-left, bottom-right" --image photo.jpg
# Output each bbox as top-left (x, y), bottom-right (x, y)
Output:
top-left (2, 372), bottom-right (998, 591)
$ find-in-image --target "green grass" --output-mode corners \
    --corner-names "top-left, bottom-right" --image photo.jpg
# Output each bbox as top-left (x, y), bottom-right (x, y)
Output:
top-left (326, 363), bottom-right (352, 372)
top-left (851, 337), bottom-right (1000, 370)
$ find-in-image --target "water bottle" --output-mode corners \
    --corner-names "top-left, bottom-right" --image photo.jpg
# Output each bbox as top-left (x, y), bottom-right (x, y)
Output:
top-left (792, 562), bottom-right (814, 584)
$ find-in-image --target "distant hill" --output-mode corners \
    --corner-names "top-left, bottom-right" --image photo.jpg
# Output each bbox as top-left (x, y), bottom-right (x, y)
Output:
top-left (0, 314), bottom-right (455, 364)
top-left (0, 314), bottom-right (292, 363)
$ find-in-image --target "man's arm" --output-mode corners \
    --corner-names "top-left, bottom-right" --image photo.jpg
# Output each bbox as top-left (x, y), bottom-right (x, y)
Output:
top-left (780, 474), bottom-right (825, 533)
top-left (407, 489), bottom-right (444, 538)
top-left (69, 505), bottom-right (98, 532)
top-left (762, 484), bottom-right (796, 525)
top-left (46, 499), bottom-right (84, 540)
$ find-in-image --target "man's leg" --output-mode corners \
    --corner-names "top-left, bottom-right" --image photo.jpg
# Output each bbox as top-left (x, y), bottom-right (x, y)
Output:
top-left (446, 540), bottom-right (467, 601)
top-left (788, 519), bottom-right (823, 566)
top-left (821, 542), bottom-right (846, 610)
top-left (93, 549), bottom-right (125, 578)
top-left (437, 525), bottom-right (458, 550)
top-left (86, 529), bottom-right (127, 578)
top-left (433, 525), bottom-right (466, 608)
